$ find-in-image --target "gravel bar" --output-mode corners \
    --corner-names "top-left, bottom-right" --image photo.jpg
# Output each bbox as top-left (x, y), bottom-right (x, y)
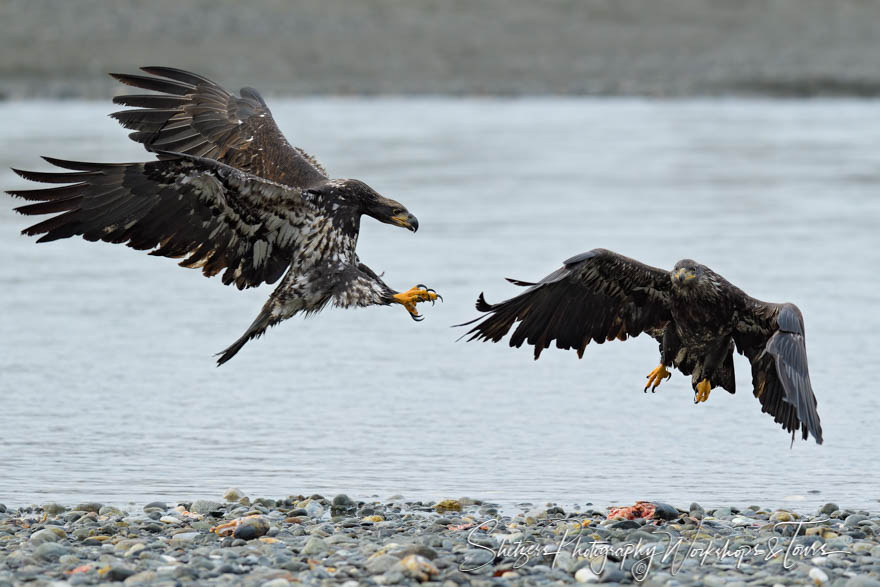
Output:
top-left (1, 492), bottom-right (879, 585)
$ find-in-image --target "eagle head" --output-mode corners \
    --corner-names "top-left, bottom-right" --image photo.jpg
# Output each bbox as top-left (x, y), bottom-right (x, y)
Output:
top-left (317, 179), bottom-right (418, 232)
top-left (671, 259), bottom-right (707, 290)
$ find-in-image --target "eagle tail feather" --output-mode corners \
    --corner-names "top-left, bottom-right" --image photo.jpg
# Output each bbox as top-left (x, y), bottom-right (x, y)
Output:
top-left (215, 306), bottom-right (279, 366)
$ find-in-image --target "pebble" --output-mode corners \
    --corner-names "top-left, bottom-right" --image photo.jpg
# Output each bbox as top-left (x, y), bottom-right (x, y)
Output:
top-left (301, 536), bottom-right (328, 555)
top-left (189, 499), bottom-right (222, 515)
top-left (809, 567), bottom-right (830, 584)
top-left (29, 527), bottom-right (65, 544)
top-left (223, 487), bottom-right (244, 501)
top-left (233, 516), bottom-right (270, 540)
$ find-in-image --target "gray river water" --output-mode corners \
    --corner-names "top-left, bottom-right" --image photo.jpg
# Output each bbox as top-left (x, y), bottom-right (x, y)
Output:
top-left (1, 98), bottom-right (878, 512)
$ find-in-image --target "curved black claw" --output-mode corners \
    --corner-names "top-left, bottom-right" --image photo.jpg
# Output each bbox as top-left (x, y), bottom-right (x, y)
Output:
top-left (410, 313), bottom-right (424, 322)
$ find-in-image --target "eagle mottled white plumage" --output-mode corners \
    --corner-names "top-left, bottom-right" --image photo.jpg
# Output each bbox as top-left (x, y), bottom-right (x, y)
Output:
top-left (459, 248), bottom-right (822, 445)
top-left (8, 67), bottom-right (439, 365)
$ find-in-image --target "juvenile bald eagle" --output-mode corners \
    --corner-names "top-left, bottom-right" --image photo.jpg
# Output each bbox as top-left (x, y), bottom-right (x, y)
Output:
top-left (8, 67), bottom-right (439, 365)
top-left (460, 249), bottom-right (822, 444)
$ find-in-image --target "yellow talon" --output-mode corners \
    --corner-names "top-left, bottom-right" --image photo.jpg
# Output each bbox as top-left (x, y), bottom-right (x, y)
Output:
top-left (694, 379), bottom-right (712, 403)
top-left (392, 284), bottom-right (440, 321)
top-left (644, 364), bottom-right (672, 392)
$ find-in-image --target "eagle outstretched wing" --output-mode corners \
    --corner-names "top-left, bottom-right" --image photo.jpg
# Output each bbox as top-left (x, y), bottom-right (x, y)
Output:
top-left (459, 248), bottom-right (673, 358)
top-left (110, 67), bottom-right (328, 188)
top-left (734, 302), bottom-right (823, 444)
top-left (9, 153), bottom-right (315, 290)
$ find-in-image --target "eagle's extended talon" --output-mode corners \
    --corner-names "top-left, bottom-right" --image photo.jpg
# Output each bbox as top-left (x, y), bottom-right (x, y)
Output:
top-left (694, 379), bottom-right (712, 404)
top-left (393, 284), bottom-right (440, 320)
top-left (644, 364), bottom-right (672, 392)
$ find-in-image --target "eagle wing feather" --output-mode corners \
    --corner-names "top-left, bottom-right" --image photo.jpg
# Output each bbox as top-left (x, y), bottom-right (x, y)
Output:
top-left (9, 153), bottom-right (317, 290)
top-left (110, 67), bottom-right (328, 188)
top-left (459, 248), bottom-right (673, 359)
top-left (734, 301), bottom-right (823, 443)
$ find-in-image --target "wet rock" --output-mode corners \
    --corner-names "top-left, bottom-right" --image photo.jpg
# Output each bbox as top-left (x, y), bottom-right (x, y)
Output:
top-left (29, 527), bottom-right (65, 544)
top-left (845, 514), bottom-right (870, 528)
top-left (809, 567), bottom-right (830, 584)
top-left (575, 567), bottom-right (600, 583)
top-left (689, 502), bottom-right (705, 520)
top-left (74, 502), bottom-right (102, 513)
top-left (433, 499), bottom-right (462, 512)
top-left (33, 542), bottom-right (68, 562)
top-left (397, 554), bottom-right (438, 581)
top-left (123, 570), bottom-right (157, 585)
top-left (652, 502), bottom-right (680, 520)
top-left (143, 502), bottom-right (167, 512)
top-left (105, 565), bottom-right (136, 581)
top-left (769, 510), bottom-right (795, 522)
top-left (190, 500), bottom-right (222, 515)
top-left (820, 503), bottom-right (839, 515)
top-left (304, 500), bottom-right (324, 518)
top-left (366, 554), bottom-right (399, 574)
top-left (232, 516), bottom-right (269, 540)
top-left (223, 488), bottom-right (244, 502)
top-left (301, 536), bottom-right (328, 555)
top-left (41, 502), bottom-right (66, 515)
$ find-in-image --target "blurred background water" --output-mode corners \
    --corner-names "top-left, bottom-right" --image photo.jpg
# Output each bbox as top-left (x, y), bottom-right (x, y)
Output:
top-left (0, 97), bottom-right (878, 512)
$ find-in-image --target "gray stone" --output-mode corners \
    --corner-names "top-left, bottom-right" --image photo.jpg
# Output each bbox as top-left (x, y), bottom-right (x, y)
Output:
top-left (105, 566), bottom-right (136, 581)
top-left (189, 500), bottom-right (222, 515)
top-left (73, 502), bottom-right (102, 513)
top-left (223, 488), bottom-right (243, 502)
top-left (233, 516), bottom-right (269, 540)
top-left (301, 536), bottom-right (329, 555)
top-left (41, 502), bottom-right (66, 515)
top-left (123, 570), bottom-right (157, 585)
top-left (333, 494), bottom-right (354, 507)
top-left (844, 514), bottom-right (869, 528)
top-left (143, 501), bottom-right (167, 512)
top-left (819, 503), bottom-right (839, 515)
top-left (689, 502), bottom-right (705, 519)
top-left (170, 531), bottom-right (199, 542)
top-left (367, 554), bottom-right (400, 574)
top-left (846, 578), bottom-right (880, 587)
top-left (29, 527), bottom-right (65, 544)
top-left (652, 502), bottom-right (680, 520)
top-left (33, 542), bottom-right (68, 562)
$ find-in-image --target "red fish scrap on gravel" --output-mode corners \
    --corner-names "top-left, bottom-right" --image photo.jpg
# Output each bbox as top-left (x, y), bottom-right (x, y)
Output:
top-left (607, 501), bottom-right (657, 520)
top-left (607, 501), bottom-right (681, 521)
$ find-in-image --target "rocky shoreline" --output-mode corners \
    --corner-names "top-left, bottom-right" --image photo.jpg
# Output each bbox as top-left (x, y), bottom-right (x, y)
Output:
top-left (1, 492), bottom-right (878, 586)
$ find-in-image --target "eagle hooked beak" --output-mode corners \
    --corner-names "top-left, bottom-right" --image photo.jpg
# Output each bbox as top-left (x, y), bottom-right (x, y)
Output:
top-left (391, 211), bottom-right (419, 233)
top-left (673, 268), bottom-right (698, 285)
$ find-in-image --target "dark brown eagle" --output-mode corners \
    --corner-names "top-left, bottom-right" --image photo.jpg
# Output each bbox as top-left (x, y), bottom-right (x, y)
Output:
top-left (7, 67), bottom-right (439, 365)
top-left (459, 249), bottom-right (823, 444)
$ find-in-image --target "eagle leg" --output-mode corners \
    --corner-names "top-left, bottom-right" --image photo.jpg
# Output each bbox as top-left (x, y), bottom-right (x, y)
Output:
top-left (644, 364), bottom-right (672, 392)
top-left (694, 379), bottom-right (712, 403)
top-left (392, 284), bottom-right (441, 321)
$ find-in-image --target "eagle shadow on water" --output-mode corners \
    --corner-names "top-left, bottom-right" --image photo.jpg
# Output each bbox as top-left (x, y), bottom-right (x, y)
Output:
top-left (8, 67), bottom-right (440, 365)
top-left (458, 248), bottom-right (823, 445)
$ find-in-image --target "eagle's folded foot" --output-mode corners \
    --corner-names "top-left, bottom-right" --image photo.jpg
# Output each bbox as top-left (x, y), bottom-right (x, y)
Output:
top-left (644, 363), bottom-right (672, 392)
top-left (393, 284), bottom-right (441, 321)
top-left (694, 379), bottom-right (712, 404)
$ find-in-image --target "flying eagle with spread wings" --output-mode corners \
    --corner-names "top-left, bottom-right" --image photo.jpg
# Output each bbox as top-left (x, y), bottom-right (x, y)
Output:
top-left (459, 249), bottom-right (823, 444)
top-left (8, 67), bottom-right (439, 365)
